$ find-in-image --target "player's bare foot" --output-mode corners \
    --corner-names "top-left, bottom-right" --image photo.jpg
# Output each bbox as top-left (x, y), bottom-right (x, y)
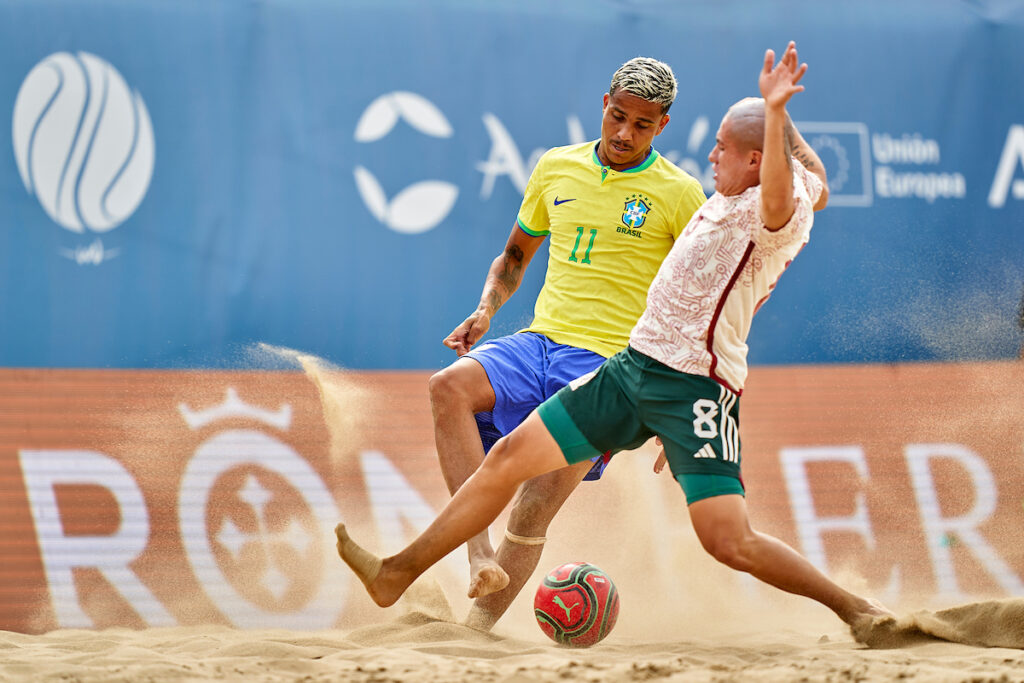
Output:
top-left (467, 561), bottom-right (509, 599)
top-left (334, 523), bottom-right (395, 607)
top-left (848, 599), bottom-right (899, 647)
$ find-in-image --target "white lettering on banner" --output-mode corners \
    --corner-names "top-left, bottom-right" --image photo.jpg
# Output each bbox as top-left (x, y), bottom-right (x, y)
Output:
top-left (17, 449), bottom-right (174, 628)
top-left (988, 125), bottom-right (1024, 208)
top-left (477, 114), bottom-right (531, 198)
top-left (58, 239), bottom-right (121, 266)
top-left (477, 114), bottom-right (585, 198)
top-left (779, 446), bottom-right (901, 599)
top-left (477, 114), bottom-right (717, 198)
top-left (870, 132), bottom-right (965, 202)
top-left (178, 429), bottom-right (346, 629)
top-left (874, 167), bottom-right (967, 202)
top-left (904, 443), bottom-right (1024, 597)
top-left (359, 450), bottom-right (469, 578)
top-left (872, 133), bottom-right (941, 164)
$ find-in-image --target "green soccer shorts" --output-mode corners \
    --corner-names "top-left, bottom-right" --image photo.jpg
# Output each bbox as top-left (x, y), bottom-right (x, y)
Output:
top-left (537, 346), bottom-right (744, 503)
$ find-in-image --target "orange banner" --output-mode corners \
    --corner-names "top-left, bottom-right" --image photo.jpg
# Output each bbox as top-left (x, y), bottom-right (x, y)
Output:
top-left (0, 360), bottom-right (1021, 633)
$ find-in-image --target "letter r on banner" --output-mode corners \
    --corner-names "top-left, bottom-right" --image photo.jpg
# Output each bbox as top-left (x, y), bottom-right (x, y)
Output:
top-left (17, 450), bottom-right (173, 628)
top-left (904, 443), bottom-right (1024, 597)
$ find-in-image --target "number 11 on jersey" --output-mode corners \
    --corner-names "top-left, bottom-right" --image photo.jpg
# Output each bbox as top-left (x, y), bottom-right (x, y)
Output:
top-left (569, 227), bottom-right (597, 264)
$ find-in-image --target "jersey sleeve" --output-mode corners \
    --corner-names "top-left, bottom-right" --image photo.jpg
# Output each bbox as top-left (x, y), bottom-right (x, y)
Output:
top-left (752, 163), bottom-right (818, 250)
top-left (672, 176), bottom-right (707, 239)
top-left (795, 161), bottom-right (824, 206)
top-left (516, 149), bottom-right (552, 236)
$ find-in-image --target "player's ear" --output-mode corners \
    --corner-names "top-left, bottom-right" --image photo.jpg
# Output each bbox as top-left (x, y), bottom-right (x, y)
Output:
top-left (655, 113), bottom-right (670, 135)
top-left (749, 149), bottom-right (762, 169)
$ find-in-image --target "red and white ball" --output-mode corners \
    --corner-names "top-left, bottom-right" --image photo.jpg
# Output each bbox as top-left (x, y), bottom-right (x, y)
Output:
top-left (533, 561), bottom-right (619, 647)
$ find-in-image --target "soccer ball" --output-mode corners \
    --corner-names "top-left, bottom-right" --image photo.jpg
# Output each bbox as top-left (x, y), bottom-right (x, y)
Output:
top-left (534, 561), bottom-right (619, 647)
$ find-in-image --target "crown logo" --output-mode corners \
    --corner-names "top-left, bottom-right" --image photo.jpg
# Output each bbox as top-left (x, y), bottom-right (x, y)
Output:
top-left (178, 387), bottom-right (292, 431)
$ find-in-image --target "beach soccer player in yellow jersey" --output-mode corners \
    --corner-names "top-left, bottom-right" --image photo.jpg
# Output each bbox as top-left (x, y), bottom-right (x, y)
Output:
top-left (336, 41), bottom-right (896, 642)
top-left (426, 56), bottom-right (706, 631)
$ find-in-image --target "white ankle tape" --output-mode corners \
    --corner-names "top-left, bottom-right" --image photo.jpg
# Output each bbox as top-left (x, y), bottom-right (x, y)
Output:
top-left (505, 529), bottom-right (547, 546)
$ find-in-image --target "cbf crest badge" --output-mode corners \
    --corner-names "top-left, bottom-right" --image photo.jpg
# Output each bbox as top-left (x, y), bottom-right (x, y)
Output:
top-left (622, 194), bottom-right (652, 229)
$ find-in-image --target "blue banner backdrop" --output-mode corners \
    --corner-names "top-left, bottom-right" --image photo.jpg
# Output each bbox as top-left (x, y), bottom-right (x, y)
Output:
top-left (1, 0), bottom-right (1022, 369)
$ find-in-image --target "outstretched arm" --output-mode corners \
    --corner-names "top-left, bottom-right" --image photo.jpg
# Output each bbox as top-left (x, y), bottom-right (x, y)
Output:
top-left (443, 224), bottom-right (545, 355)
top-left (759, 41), bottom-right (807, 230)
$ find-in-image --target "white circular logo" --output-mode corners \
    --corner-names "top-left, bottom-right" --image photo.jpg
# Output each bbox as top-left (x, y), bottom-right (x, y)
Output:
top-left (12, 51), bottom-right (155, 233)
top-left (809, 134), bottom-right (851, 193)
top-left (179, 429), bottom-right (347, 629)
top-left (353, 91), bottom-right (458, 234)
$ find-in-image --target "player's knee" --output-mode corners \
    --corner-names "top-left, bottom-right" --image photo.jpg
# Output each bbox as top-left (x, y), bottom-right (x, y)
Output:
top-left (699, 532), bottom-right (754, 572)
top-left (428, 363), bottom-right (490, 412)
top-left (428, 366), bottom-right (468, 408)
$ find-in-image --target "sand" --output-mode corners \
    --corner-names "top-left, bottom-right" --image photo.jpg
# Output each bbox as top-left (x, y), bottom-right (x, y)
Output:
top-left (3, 583), bottom-right (1023, 683)
top-left (2, 609), bottom-right (1023, 682)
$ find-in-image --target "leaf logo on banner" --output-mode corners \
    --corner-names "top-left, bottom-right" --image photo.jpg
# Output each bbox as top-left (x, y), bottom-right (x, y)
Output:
top-left (12, 51), bottom-right (155, 236)
top-left (353, 91), bottom-right (458, 234)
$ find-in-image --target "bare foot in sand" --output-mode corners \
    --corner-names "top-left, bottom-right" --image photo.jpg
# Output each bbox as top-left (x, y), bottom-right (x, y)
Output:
top-left (849, 599), bottom-right (900, 648)
top-left (335, 523), bottom-right (405, 608)
top-left (467, 561), bottom-right (509, 599)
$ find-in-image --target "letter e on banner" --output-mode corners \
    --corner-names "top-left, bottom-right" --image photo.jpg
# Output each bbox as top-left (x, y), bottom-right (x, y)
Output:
top-left (779, 446), bottom-right (900, 597)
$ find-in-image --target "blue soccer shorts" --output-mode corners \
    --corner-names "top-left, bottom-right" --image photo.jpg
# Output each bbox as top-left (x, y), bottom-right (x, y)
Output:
top-left (464, 331), bottom-right (611, 480)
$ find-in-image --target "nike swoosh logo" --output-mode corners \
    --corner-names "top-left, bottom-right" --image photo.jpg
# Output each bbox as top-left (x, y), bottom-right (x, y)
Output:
top-left (553, 197), bottom-right (576, 206)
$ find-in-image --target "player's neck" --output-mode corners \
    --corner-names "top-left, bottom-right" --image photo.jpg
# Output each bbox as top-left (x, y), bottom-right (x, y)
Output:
top-left (595, 142), bottom-right (653, 172)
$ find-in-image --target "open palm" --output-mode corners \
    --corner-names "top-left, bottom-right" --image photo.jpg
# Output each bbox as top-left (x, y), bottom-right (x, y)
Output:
top-left (760, 40), bottom-right (808, 108)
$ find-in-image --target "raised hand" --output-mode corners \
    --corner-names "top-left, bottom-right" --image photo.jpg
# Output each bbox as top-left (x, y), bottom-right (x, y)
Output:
top-left (759, 41), bottom-right (808, 109)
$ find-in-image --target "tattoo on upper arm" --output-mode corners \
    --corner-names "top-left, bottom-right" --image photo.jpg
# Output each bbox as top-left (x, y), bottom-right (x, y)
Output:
top-left (496, 244), bottom-right (525, 293)
top-left (792, 144), bottom-right (817, 170)
top-left (505, 244), bottom-right (525, 263)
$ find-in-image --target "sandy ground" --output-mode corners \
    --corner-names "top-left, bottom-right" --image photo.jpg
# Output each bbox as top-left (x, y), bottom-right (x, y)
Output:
top-left (4, 356), bottom-right (1021, 682)
top-left (2, 609), bottom-right (1023, 683)
top-left (4, 571), bottom-right (1023, 683)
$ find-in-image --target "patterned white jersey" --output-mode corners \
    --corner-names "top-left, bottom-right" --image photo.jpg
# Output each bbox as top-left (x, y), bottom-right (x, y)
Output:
top-left (629, 163), bottom-right (824, 394)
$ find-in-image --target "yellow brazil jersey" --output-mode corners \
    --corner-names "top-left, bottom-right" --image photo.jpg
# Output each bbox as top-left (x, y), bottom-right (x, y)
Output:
top-left (518, 140), bottom-right (706, 358)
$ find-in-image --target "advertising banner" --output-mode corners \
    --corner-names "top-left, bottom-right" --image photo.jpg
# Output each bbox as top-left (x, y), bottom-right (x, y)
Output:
top-left (1, 361), bottom-right (1021, 633)
top-left (1, 0), bottom-right (1023, 369)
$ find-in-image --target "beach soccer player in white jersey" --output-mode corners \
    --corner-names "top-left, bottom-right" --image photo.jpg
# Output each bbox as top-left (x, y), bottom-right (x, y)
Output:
top-left (426, 56), bottom-right (705, 630)
top-left (337, 42), bottom-right (894, 641)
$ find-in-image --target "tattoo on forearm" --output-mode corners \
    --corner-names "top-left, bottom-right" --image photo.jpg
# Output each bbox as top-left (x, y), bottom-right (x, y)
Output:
top-left (485, 289), bottom-right (502, 315)
top-left (792, 144), bottom-right (817, 170)
top-left (497, 244), bottom-right (524, 291)
top-left (486, 244), bottom-right (525, 313)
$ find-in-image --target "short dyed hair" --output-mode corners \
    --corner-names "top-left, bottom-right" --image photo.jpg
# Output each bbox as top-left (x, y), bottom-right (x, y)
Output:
top-left (609, 57), bottom-right (678, 113)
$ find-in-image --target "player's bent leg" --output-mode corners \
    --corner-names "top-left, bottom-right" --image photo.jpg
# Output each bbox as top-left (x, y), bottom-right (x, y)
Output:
top-left (465, 460), bottom-right (591, 630)
top-left (428, 359), bottom-right (501, 592)
top-left (687, 493), bottom-right (892, 630)
top-left (428, 358), bottom-right (497, 495)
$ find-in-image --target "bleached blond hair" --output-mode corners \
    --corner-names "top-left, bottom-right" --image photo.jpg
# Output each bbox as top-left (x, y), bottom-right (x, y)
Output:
top-left (609, 57), bottom-right (678, 113)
